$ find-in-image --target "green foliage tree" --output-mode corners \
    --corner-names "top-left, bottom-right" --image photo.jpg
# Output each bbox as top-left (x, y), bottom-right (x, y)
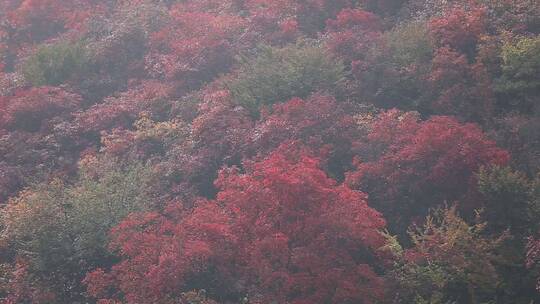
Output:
top-left (476, 166), bottom-right (540, 303)
top-left (22, 41), bottom-right (92, 86)
top-left (385, 22), bottom-right (433, 68)
top-left (495, 35), bottom-right (540, 111)
top-left (386, 206), bottom-right (507, 304)
top-left (477, 166), bottom-right (539, 234)
top-left (226, 42), bottom-right (347, 114)
top-left (0, 155), bottom-right (154, 303)
top-left (368, 21), bottom-right (433, 109)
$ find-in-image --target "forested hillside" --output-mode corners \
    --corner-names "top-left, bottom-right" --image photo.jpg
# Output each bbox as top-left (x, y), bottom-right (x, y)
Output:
top-left (0, 0), bottom-right (539, 303)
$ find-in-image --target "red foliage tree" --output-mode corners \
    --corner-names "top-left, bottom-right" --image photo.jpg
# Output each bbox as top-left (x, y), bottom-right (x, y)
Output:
top-left (86, 144), bottom-right (388, 304)
top-left (324, 8), bottom-right (383, 104)
top-left (245, 0), bottom-right (357, 35)
top-left (74, 81), bottom-right (173, 134)
top-left (325, 8), bottom-right (382, 65)
top-left (245, 8), bottom-right (300, 45)
top-left (0, 87), bottom-right (82, 203)
top-left (0, 258), bottom-right (56, 304)
top-left (427, 47), bottom-right (495, 121)
top-left (161, 90), bottom-right (253, 199)
top-left (83, 201), bottom-right (235, 303)
top-left (0, 86), bottom-right (81, 132)
top-left (248, 95), bottom-right (363, 180)
top-left (191, 91), bottom-right (253, 163)
top-left (216, 144), bottom-right (388, 303)
top-left (346, 110), bottom-right (510, 235)
top-left (162, 94), bottom-right (364, 200)
top-left (146, 5), bottom-right (246, 91)
top-left (2, 0), bottom-right (109, 53)
top-left (428, 6), bottom-right (487, 56)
